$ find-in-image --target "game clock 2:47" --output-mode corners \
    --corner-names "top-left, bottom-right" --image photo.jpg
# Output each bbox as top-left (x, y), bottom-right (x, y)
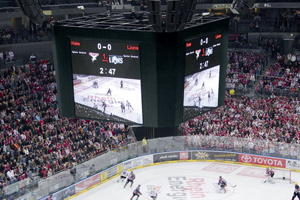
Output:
top-left (99, 67), bottom-right (116, 75)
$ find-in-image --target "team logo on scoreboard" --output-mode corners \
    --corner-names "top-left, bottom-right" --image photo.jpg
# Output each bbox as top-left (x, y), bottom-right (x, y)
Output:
top-left (195, 49), bottom-right (201, 60)
top-left (205, 47), bottom-right (213, 56)
top-left (109, 55), bottom-right (123, 65)
top-left (89, 52), bottom-right (99, 63)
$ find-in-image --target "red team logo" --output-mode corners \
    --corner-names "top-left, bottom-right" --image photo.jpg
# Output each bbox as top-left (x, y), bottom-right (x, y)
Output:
top-left (180, 152), bottom-right (189, 160)
top-left (89, 52), bottom-right (99, 63)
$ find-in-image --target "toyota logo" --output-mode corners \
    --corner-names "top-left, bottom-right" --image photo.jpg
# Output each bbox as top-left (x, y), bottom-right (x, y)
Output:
top-left (241, 155), bottom-right (252, 163)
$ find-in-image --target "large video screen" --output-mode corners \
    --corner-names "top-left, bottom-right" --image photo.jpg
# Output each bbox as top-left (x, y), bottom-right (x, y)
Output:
top-left (183, 33), bottom-right (222, 121)
top-left (70, 39), bottom-right (143, 124)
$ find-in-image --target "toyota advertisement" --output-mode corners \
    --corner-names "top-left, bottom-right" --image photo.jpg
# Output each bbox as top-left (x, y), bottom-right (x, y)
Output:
top-left (239, 154), bottom-right (286, 168)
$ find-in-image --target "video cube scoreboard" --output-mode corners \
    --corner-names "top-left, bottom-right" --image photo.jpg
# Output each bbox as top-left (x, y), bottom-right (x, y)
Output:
top-left (52, 13), bottom-right (229, 127)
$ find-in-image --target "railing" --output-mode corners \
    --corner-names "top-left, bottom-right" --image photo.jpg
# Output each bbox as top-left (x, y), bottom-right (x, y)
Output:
top-left (0, 59), bottom-right (24, 71)
top-left (256, 84), bottom-right (300, 98)
top-left (11, 135), bottom-right (300, 199)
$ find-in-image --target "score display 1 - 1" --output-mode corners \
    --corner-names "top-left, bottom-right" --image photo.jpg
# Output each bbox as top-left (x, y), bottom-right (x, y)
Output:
top-left (70, 39), bottom-right (143, 124)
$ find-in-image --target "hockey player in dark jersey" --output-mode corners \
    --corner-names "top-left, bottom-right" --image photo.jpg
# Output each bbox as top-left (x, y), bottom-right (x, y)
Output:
top-left (292, 182), bottom-right (300, 200)
top-left (130, 185), bottom-right (142, 200)
top-left (106, 88), bottom-right (112, 96)
top-left (218, 176), bottom-right (227, 193)
top-left (264, 167), bottom-right (275, 183)
top-left (124, 171), bottom-right (136, 188)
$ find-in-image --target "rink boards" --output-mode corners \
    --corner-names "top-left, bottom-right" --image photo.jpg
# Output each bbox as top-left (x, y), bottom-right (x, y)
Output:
top-left (39, 150), bottom-right (300, 200)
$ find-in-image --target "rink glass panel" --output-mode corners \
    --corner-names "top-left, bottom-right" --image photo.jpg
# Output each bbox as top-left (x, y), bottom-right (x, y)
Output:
top-left (183, 33), bottom-right (222, 121)
top-left (70, 38), bottom-right (143, 124)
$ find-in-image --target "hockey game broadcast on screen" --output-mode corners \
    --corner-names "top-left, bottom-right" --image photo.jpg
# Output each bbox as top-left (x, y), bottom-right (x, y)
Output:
top-left (70, 39), bottom-right (143, 124)
top-left (183, 32), bottom-right (222, 120)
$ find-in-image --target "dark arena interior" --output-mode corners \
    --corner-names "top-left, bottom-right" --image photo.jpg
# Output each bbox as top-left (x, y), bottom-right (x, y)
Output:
top-left (0, 0), bottom-right (300, 199)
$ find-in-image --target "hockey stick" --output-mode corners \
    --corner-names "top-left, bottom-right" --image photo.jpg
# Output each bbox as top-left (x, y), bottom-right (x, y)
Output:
top-left (230, 185), bottom-right (237, 188)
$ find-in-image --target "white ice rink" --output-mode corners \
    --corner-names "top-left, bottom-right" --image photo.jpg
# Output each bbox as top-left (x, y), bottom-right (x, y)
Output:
top-left (184, 66), bottom-right (220, 108)
top-left (73, 75), bottom-right (143, 123)
top-left (71, 162), bottom-right (298, 200)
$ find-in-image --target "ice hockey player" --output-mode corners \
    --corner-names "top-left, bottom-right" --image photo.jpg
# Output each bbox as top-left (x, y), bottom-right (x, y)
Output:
top-left (126, 100), bottom-right (133, 112)
top-left (292, 182), bottom-right (300, 200)
top-left (121, 102), bottom-right (126, 113)
top-left (124, 171), bottom-right (135, 188)
top-left (118, 169), bottom-right (128, 182)
top-left (130, 184), bottom-right (142, 200)
top-left (149, 187), bottom-right (158, 200)
top-left (102, 101), bottom-right (107, 113)
top-left (264, 167), bottom-right (274, 183)
top-left (106, 88), bottom-right (112, 96)
top-left (194, 78), bottom-right (198, 86)
top-left (218, 176), bottom-right (227, 193)
top-left (92, 80), bottom-right (98, 88)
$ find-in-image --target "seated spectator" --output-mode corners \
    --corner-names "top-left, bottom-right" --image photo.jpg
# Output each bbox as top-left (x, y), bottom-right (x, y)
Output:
top-left (8, 49), bottom-right (14, 62)
top-left (29, 53), bottom-right (36, 63)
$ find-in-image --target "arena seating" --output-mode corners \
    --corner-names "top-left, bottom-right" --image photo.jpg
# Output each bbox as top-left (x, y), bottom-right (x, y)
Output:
top-left (256, 52), bottom-right (300, 97)
top-left (0, 58), bottom-right (135, 191)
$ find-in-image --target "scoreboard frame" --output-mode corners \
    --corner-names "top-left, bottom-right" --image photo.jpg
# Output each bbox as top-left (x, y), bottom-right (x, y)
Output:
top-left (52, 16), bottom-right (229, 127)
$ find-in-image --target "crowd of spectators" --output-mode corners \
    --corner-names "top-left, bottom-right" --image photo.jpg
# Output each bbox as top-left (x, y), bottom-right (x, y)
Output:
top-left (0, 19), bottom-right (53, 46)
top-left (226, 50), bottom-right (267, 94)
top-left (182, 94), bottom-right (300, 146)
top-left (256, 52), bottom-right (300, 96)
top-left (0, 50), bottom-right (15, 64)
top-left (0, 27), bottom-right (19, 45)
top-left (274, 9), bottom-right (300, 32)
top-left (0, 56), bottom-right (135, 192)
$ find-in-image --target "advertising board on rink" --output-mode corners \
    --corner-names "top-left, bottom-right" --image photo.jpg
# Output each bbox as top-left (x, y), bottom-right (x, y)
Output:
top-left (239, 154), bottom-right (286, 168)
top-left (191, 151), bottom-right (239, 161)
top-left (60, 185), bottom-right (76, 200)
top-left (286, 159), bottom-right (300, 170)
top-left (123, 155), bottom-right (153, 169)
top-left (153, 152), bottom-right (180, 163)
top-left (75, 174), bottom-right (100, 193)
top-left (179, 151), bottom-right (190, 160)
top-left (123, 160), bottom-right (133, 169)
top-left (106, 166), bottom-right (118, 179)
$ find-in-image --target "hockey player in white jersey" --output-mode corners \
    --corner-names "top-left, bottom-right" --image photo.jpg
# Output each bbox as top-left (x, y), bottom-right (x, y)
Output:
top-left (117, 169), bottom-right (128, 182)
top-left (149, 187), bottom-right (158, 200)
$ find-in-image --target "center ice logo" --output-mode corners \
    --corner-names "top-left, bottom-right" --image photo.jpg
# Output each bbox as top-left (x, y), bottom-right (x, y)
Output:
top-left (141, 175), bottom-right (234, 200)
top-left (89, 52), bottom-right (99, 63)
